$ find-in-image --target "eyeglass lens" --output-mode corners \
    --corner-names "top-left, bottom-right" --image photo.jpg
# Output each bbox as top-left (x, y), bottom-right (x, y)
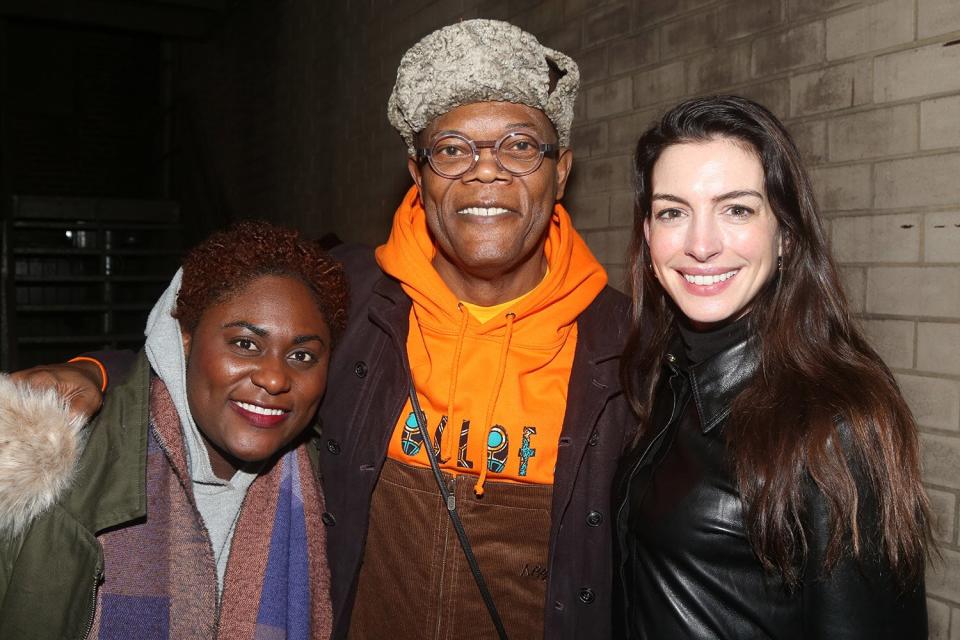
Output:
top-left (430, 133), bottom-right (544, 177)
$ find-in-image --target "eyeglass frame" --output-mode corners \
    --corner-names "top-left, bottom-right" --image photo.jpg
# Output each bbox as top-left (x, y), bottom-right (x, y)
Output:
top-left (415, 131), bottom-right (560, 179)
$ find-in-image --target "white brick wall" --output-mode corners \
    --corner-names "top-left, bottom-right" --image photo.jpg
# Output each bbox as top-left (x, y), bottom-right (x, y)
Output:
top-left (928, 488), bottom-right (957, 543)
top-left (918, 323), bottom-right (960, 376)
top-left (832, 213), bottom-right (921, 262)
top-left (809, 164), bottom-right (873, 210)
top-left (898, 373), bottom-right (960, 431)
top-left (874, 153), bottom-right (960, 209)
top-left (862, 318), bottom-right (915, 368)
top-left (930, 598), bottom-right (951, 640)
top-left (825, 0), bottom-right (915, 60)
top-left (587, 76), bottom-right (633, 119)
top-left (790, 61), bottom-right (872, 116)
top-left (867, 266), bottom-right (960, 317)
top-left (633, 62), bottom-right (686, 108)
top-left (874, 43), bottom-right (960, 102)
top-left (922, 434), bottom-right (960, 491)
top-left (922, 96), bottom-right (960, 150)
top-left (926, 211), bottom-right (960, 262)
top-left (827, 104), bottom-right (918, 161)
top-left (918, 0), bottom-right (960, 38)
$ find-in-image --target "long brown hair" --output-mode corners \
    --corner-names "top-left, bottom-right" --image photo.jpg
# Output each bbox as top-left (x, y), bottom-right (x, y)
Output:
top-left (621, 95), bottom-right (932, 587)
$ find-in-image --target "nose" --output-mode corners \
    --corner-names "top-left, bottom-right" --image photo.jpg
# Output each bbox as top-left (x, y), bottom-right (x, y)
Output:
top-left (463, 148), bottom-right (510, 184)
top-left (684, 213), bottom-right (722, 262)
top-left (250, 355), bottom-right (291, 395)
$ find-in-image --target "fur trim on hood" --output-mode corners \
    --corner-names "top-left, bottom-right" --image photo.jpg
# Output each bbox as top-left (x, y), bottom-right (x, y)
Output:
top-left (0, 373), bottom-right (86, 538)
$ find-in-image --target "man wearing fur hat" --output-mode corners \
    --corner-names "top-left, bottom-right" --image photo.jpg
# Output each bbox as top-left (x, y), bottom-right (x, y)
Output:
top-left (10, 19), bottom-right (632, 640)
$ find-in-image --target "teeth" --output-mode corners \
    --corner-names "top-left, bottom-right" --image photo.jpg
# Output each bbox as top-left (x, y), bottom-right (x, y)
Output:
top-left (683, 270), bottom-right (738, 286)
top-left (458, 207), bottom-right (509, 217)
top-left (234, 401), bottom-right (286, 416)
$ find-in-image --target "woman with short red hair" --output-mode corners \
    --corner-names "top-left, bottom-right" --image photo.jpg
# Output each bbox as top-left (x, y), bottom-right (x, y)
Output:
top-left (0, 221), bottom-right (347, 640)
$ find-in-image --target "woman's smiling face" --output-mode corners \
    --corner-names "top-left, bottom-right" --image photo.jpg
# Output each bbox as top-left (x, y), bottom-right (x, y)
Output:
top-left (181, 274), bottom-right (331, 479)
top-left (644, 137), bottom-right (781, 330)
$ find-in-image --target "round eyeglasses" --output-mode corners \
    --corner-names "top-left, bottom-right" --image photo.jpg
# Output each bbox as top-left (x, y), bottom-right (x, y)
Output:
top-left (416, 131), bottom-right (559, 179)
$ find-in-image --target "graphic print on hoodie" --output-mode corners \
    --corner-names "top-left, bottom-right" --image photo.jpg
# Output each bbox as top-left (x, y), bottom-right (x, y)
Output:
top-left (376, 186), bottom-right (607, 494)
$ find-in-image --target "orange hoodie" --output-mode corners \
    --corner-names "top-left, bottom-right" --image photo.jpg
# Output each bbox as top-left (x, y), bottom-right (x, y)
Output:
top-left (376, 186), bottom-right (607, 495)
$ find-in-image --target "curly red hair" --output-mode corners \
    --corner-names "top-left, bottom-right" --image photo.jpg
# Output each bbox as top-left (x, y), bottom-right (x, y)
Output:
top-left (173, 220), bottom-right (348, 344)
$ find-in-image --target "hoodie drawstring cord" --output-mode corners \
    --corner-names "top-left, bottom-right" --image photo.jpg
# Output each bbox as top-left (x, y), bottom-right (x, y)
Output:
top-left (440, 303), bottom-right (470, 463)
top-left (474, 312), bottom-right (516, 497)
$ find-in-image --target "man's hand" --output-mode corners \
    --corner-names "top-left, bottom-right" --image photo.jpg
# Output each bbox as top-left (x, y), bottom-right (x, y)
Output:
top-left (9, 360), bottom-right (104, 424)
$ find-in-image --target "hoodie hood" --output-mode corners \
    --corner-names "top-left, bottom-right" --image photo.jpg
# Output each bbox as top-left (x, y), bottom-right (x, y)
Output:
top-left (377, 186), bottom-right (606, 493)
top-left (144, 269), bottom-right (235, 486)
top-left (144, 270), bottom-right (259, 592)
top-left (377, 187), bottom-right (606, 340)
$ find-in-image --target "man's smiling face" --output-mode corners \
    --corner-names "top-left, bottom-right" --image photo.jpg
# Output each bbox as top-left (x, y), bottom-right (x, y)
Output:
top-left (408, 101), bottom-right (573, 300)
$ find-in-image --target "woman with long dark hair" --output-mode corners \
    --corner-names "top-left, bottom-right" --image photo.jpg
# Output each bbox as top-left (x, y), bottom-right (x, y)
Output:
top-left (614, 96), bottom-right (932, 638)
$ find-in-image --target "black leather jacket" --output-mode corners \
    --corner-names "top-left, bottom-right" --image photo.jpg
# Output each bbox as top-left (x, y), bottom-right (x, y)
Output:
top-left (613, 335), bottom-right (927, 639)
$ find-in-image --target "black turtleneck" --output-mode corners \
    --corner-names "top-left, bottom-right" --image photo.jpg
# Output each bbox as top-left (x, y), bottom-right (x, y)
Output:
top-left (676, 315), bottom-right (751, 366)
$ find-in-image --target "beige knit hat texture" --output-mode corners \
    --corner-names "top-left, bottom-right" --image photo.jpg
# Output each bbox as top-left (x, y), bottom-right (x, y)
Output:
top-left (387, 19), bottom-right (580, 156)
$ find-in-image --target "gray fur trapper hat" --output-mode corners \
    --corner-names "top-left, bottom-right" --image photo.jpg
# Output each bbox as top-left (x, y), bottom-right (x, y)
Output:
top-left (388, 19), bottom-right (580, 156)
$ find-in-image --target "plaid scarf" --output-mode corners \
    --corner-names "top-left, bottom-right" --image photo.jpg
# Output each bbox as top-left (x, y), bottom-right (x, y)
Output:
top-left (88, 378), bottom-right (332, 639)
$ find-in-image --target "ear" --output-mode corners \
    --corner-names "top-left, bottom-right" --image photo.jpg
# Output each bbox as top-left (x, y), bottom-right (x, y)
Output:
top-left (643, 216), bottom-right (652, 244)
top-left (407, 157), bottom-right (423, 190)
top-left (554, 148), bottom-right (574, 200)
top-left (181, 327), bottom-right (193, 359)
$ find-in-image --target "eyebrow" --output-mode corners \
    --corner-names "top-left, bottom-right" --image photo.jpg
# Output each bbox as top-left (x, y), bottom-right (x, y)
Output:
top-left (440, 122), bottom-right (540, 137)
top-left (224, 320), bottom-right (266, 336)
top-left (505, 121), bottom-right (538, 130)
top-left (652, 189), bottom-right (764, 206)
top-left (223, 321), bottom-right (326, 346)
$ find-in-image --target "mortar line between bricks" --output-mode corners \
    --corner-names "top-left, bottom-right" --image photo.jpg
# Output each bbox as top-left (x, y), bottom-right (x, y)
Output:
top-left (862, 317), bottom-right (960, 328)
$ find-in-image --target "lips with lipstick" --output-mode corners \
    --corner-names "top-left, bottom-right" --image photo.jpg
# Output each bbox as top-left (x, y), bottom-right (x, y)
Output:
top-left (230, 399), bottom-right (291, 428)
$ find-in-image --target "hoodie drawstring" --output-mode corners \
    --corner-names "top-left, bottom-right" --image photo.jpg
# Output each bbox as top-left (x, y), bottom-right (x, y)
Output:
top-left (440, 303), bottom-right (471, 463)
top-left (474, 312), bottom-right (516, 497)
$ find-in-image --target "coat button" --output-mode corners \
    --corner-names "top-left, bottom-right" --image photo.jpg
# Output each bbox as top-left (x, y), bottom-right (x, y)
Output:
top-left (578, 587), bottom-right (595, 604)
top-left (326, 439), bottom-right (341, 455)
top-left (587, 431), bottom-right (599, 447)
top-left (586, 511), bottom-right (603, 527)
top-left (354, 361), bottom-right (368, 378)
top-left (321, 512), bottom-right (336, 526)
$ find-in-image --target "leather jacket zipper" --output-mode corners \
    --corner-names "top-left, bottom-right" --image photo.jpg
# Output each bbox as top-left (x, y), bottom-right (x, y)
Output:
top-left (618, 369), bottom-right (683, 499)
top-left (614, 367), bottom-right (683, 626)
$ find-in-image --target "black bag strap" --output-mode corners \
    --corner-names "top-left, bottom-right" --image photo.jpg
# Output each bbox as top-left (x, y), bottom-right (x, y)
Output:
top-left (405, 373), bottom-right (510, 640)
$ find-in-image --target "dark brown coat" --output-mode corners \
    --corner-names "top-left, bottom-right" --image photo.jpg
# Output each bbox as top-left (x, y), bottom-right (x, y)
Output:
top-left (319, 245), bottom-right (634, 640)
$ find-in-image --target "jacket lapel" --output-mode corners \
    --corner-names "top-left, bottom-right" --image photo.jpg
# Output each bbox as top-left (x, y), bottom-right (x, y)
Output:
top-left (687, 338), bottom-right (757, 434)
top-left (550, 289), bottom-right (626, 538)
top-left (365, 274), bottom-right (414, 453)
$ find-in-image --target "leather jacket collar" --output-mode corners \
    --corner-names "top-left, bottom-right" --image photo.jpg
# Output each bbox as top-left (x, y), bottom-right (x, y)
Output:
top-left (667, 334), bottom-right (759, 434)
